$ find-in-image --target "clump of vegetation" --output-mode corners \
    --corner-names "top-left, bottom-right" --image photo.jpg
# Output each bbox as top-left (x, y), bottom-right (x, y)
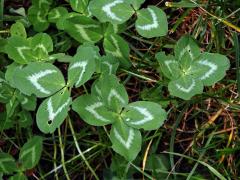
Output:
top-left (0, 0), bottom-right (239, 179)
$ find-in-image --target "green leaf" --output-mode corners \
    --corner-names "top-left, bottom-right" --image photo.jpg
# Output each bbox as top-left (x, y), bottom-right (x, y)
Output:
top-left (193, 52), bottom-right (230, 86)
top-left (13, 62), bottom-right (65, 97)
top-left (5, 36), bottom-right (33, 64)
top-left (63, 15), bottom-right (103, 43)
top-left (174, 35), bottom-right (201, 69)
top-left (122, 101), bottom-right (167, 130)
top-left (28, 6), bottom-right (49, 32)
top-left (91, 78), bottom-right (103, 97)
top-left (77, 42), bottom-right (100, 59)
top-left (99, 75), bottom-right (128, 112)
top-left (68, 47), bottom-right (96, 87)
top-left (17, 94), bottom-right (37, 111)
top-left (70, 0), bottom-right (90, 15)
top-left (97, 54), bottom-right (119, 75)
top-left (104, 23), bottom-right (127, 36)
top-left (19, 136), bottom-right (43, 170)
top-left (32, 0), bottom-right (52, 8)
top-left (48, 7), bottom-right (68, 23)
top-left (0, 153), bottom-right (17, 174)
top-left (0, 112), bottom-right (15, 130)
top-left (129, 0), bottom-right (145, 10)
top-left (10, 21), bottom-right (27, 38)
top-left (56, 12), bottom-right (79, 30)
top-left (5, 63), bottom-right (21, 87)
top-left (168, 75), bottom-right (203, 100)
top-left (89, 0), bottom-right (134, 24)
top-left (145, 154), bottom-right (170, 179)
top-left (36, 89), bottom-right (72, 133)
top-left (31, 33), bottom-right (53, 61)
top-left (0, 74), bottom-right (15, 103)
top-left (155, 52), bottom-right (181, 80)
top-left (104, 34), bottom-right (131, 68)
top-left (110, 121), bottom-right (142, 161)
top-left (135, 6), bottom-right (168, 38)
top-left (72, 94), bottom-right (116, 126)
top-left (17, 111), bottom-right (33, 128)
top-left (6, 93), bottom-right (19, 118)
top-left (9, 173), bottom-right (27, 180)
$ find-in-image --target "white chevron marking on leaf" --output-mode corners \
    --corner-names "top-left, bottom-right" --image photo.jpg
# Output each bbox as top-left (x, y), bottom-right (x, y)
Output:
top-left (198, 60), bottom-right (217, 80)
top-left (165, 60), bottom-right (177, 73)
top-left (102, 61), bottom-right (113, 74)
top-left (179, 45), bottom-right (194, 60)
top-left (27, 69), bottom-right (57, 94)
top-left (17, 46), bottom-right (31, 60)
top-left (47, 97), bottom-right (71, 121)
top-left (34, 44), bottom-right (48, 55)
top-left (86, 102), bottom-right (111, 122)
top-left (37, 12), bottom-right (46, 23)
top-left (102, 0), bottom-right (123, 21)
top-left (39, 0), bottom-right (51, 7)
top-left (108, 89), bottom-right (125, 105)
top-left (95, 85), bottom-right (102, 97)
top-left (69, 61), bottom-right (88, 86)
top-left (51, 9), bottom-right (61, 19)
top-left (105, 35), bottom-right (122, 57)
top-left (176, 79), bottom-right (196, 93)
top-left (113, 127), bottom-right (134, 149)
top-left (0, 157), bottom-right (14, 172)
top-left (129, 106), bottom-right (153, 125)
top-left (74, 24), bottom-right (98, 42)
top-left (137, 8), bottom-right (158, 31)
top-left (21, 97), bottom-right (28, 105)
top-left (19, 147), bottom-right (35, 165)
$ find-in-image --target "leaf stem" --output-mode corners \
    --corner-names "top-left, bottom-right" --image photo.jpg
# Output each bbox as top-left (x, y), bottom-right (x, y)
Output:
top-left (67, 116), bottom-right (100, 180)
top-left (52, 134), bottom-right (59, 180)
top-left (58, 128), bottom-right (70, 180)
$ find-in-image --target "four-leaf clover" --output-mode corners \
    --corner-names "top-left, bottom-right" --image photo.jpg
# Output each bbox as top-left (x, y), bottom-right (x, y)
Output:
top-left (156, 35), bottom-right (230, 100)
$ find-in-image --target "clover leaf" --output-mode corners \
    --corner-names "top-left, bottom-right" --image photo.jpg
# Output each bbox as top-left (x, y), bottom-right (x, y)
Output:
top-left (72, 94), bottom-right (116, 126)
top-left (135, 6), bottom-right (168, 38)
top-left (48, 7), bottom-right (68, 23)
top-left (72, 74), bottom-right (167, 161)
top-left (89, 0), bottom-right (135, 24)
top-left (67, 46), bottom-right (96, 88)
top-left (103, 34), bottom-right (131, 68)
top-left (13, 62), bottom-right (65, 97)
top-left (156, 35), bottom-right (230, 100)
top-left (0, 153), bottom-right (18, 174)
top-left (95, 54), bottom-right (119, 75)
top-left (27, 0), bottom-right (53, 32)
top-left (62, 15), bottom-right (103, 43)
top-left (110, 120), bottom-right (142, 161)
top-left (19, 136), bottom-right (43, 170)
top-left (36, 88), bottom-right (72, 133)
top-left (5, 33), bottom-right (54, 64)
top-left (129, 0), bottom-right (145, 10)
top-left (70, 0), bottom-right (90, 15)
top-left (122, 101), bottom-right (167, 130)
top-left (10, 21), bottom-right (27, 38)
top-left (28, 6), bottom-right (50, 32)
